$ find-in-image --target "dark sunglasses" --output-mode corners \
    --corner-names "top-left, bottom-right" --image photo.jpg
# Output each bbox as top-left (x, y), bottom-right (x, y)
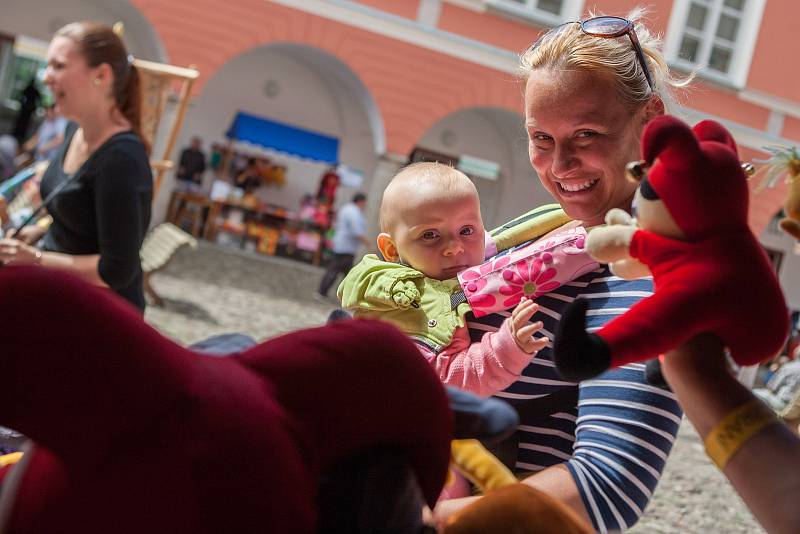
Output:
top-left (530, 16), bottom-right (654, 92)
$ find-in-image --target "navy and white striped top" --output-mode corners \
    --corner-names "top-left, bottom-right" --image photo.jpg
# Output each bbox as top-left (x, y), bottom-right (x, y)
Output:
top-left (468, 265), bottom-right (682, 532)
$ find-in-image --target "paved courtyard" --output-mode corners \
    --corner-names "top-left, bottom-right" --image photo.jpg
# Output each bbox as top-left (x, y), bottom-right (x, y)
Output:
top-left (145, 242), bottom-right (764, 533)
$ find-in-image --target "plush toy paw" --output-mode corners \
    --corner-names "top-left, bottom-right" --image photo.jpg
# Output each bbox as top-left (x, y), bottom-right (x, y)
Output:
top-left (585, 224), bottom-right (636, 264)
top-left (450, 439), bottom-right (516, 493)
top-left (553, 298), bottom-right (611, 382)
top-left (644, 357), bottom-right (671, 391)
top-left (447, 387), bottom-right (519, 444)
top-left (604, 207), bottom-right (635, 226)
top-left (609, 257), bottom-right (652, 280)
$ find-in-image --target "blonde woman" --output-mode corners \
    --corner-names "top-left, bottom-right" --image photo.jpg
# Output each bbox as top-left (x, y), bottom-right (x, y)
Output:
top-left (436, 9), bottom-right (691, 532)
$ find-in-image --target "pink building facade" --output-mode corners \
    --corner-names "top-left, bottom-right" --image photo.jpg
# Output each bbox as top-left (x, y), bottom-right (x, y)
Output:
top-left (2, 0), bottom-right (798, 306)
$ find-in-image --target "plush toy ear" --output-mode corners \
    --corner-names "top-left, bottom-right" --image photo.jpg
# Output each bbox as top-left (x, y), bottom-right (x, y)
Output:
top-left (692, 119), bottom-right (738, 153)
top-left (641, 115), bottom-right (701, 171)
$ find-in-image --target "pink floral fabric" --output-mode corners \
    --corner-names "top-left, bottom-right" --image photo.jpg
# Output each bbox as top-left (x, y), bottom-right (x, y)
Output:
top-left (458, 227), bottom-right (598, 318)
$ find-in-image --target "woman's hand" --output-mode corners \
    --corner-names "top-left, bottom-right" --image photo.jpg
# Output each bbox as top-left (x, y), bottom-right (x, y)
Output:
top-left (0, 237), bottom-right (42, 266)
top-left (7, 224), bottom-right (48, 245)
top-left (508, 297), bottom-right (549, 354)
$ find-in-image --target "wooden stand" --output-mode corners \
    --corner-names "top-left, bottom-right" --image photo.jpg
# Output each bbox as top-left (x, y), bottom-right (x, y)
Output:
top-left (133, 58), bottom-right (199, 196)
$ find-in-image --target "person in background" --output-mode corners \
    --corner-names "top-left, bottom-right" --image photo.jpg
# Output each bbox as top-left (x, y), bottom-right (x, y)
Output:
top-left (315, 167), bottom-right (340, 228)
top-left (209, 142), bottom-right (223, 173)
top-left (23, 104), bottom-right (67, 162)
top-left (0, 21), bottom-right (153, 312)
top-left (12, 78), bottom-right (41, 144)
top-left (753, 344), bottom-right (800, 413)
top-left (235, 157), bottom-right (261, 194)
top-left (315, 191), bottom-right (368, 300)
top-left (0, 135), bottom-right (19, 180)
top-left (176, 136), bottom-right (206, 186)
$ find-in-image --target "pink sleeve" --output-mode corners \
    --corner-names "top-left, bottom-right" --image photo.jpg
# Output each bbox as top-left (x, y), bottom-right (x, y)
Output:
top-left (416, 321), bottom-right (532, 397)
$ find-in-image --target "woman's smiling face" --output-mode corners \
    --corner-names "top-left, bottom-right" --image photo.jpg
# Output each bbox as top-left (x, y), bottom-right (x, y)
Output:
top-left (43, 36), bottom-right (94, 120)
top-left (525, 68), bottom-right (644, 226)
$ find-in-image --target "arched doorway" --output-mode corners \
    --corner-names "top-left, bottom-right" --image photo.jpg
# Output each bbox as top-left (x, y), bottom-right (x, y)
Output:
top-left (174, 43), bottom-right (384, 221)
top-left (0, 0), bottom-right (166, 147)
top-left (0, 0), bottom-right (166, 61)
top-left (412, 107), bottom-right (551, 230)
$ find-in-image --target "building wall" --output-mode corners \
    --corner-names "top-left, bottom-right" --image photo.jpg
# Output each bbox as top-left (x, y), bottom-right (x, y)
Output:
top-left (746, 0), bottom-right (800, 102)
top-left (182, 44), bottom-right (380, 213)
top-left (130, 0), bottom-right (523, 156)
top-left (126, 0), bottom-right (799, 280)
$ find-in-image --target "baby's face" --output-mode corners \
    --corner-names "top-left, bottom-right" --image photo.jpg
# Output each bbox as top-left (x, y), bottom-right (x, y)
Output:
top-left (390, 191), bottom-right (485, 280)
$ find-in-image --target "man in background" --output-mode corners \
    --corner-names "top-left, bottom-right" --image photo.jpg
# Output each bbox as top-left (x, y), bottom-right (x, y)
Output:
top-left (24, 104), bottom-right (67, 162)
top-left (315, 192), bottom-right (368, 301)
top-left (177, 137), bottom-right (206, 186)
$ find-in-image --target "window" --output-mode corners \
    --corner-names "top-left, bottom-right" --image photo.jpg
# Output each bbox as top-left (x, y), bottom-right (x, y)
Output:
top-left (665, 0), bottom-right (766, 87)
top-left (487, 0), bottom-right (584, 27)
top-left (0, 35), bottom-right (50, 109)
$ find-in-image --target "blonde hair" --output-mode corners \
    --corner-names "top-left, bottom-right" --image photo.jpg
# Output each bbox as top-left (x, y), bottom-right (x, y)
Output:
top-left (379, 162), bottom-right (477, 233)
top-left (519, 7), bottom-right (691, 113)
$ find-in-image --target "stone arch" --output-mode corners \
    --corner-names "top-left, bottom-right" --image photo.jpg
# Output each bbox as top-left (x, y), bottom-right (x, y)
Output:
top-left (0, 0), bottom-right (166, 62)
top-left (131, 0), bottom-right (523, 156)
top-left (412, 106), bottom-right (549, 230)
top-left (178, 42), bottom-right (385, 216)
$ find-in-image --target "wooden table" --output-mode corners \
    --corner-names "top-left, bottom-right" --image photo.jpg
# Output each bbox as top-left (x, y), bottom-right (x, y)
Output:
top-left (166, 190), bottom-right (214, 238)
top-left (168, 191), bottom-right (327, 264)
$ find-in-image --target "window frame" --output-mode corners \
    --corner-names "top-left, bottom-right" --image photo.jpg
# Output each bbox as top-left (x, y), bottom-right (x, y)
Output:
top-left (486, 0), bottom-right (585, 27)
top-left (664, 0), bottom-right (766, 88)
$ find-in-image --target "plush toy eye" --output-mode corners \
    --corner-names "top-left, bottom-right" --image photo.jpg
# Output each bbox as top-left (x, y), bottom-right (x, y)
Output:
top-left (626, 160), bottom-right (648, 182)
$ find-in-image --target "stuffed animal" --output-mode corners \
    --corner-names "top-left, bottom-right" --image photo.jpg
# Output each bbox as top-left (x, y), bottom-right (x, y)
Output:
top-left (553, 115), bottom-right (789, 382)
top-left (0, 266), bottom-right (452, 534)
top-left (755, 145), bottom-right (800, 242)
top-left (442, 483), bottom-right (594, 534)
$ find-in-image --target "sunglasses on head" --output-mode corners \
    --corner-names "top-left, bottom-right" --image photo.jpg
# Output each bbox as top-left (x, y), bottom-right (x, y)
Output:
top-left (530, 16), bottom-right (654, 92)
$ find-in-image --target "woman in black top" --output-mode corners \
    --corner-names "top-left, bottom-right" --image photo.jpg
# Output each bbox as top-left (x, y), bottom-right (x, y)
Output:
top-left (0, 22), bottom-right (152, 311)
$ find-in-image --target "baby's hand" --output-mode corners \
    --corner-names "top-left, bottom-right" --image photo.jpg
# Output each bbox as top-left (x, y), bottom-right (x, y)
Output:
top-left (507, 297), bottom-right (549, 355)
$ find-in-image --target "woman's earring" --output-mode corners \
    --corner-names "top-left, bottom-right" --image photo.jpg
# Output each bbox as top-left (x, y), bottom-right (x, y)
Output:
top-left (93, 78), bottom-right (101, 86)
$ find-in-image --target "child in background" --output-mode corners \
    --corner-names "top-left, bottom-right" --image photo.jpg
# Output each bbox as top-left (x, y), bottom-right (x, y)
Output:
top-left (339, 162), bottom-right (547, 396)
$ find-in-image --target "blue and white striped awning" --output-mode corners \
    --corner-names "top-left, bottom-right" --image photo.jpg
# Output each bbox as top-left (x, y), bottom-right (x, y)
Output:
top-left (225, 111), bottom-right (339, 165)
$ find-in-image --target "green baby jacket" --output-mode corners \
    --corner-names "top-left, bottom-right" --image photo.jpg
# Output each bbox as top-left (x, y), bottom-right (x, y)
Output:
top-left (337, 254), bottom-right (471, 352)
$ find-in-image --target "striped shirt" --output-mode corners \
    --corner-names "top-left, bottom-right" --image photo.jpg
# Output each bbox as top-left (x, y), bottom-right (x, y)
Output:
top-left (468, 265), bottom-right (682, 532)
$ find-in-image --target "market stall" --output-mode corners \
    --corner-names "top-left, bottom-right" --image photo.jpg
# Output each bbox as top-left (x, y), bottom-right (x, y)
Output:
top-left (171, 111), bottom-right (342, 265)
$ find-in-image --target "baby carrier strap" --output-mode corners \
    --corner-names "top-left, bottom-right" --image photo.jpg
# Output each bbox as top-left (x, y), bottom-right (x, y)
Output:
top-left (488, 204), bottom-right (570, 253)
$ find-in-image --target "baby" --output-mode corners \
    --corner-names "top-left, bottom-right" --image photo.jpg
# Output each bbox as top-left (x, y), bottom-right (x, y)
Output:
top-left (338, 162), bottom-right (547, 396)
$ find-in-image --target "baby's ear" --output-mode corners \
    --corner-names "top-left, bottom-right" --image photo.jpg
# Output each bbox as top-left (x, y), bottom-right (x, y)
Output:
top-left (377, 233), bottom-right (399, 261)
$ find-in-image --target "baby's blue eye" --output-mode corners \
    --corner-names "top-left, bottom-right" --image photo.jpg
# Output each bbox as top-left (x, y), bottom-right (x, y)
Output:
top-left (421, 231), bottom-right (438, 240)
top-left (460, 226), bottom-right (475, 236)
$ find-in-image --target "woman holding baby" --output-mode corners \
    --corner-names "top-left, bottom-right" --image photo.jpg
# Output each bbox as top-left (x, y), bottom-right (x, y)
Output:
top-left (435, 10), bottom-right (689, 532)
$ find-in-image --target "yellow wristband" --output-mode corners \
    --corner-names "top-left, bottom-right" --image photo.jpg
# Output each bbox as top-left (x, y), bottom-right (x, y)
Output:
top-left (704, 399), bottom-right (779, 470)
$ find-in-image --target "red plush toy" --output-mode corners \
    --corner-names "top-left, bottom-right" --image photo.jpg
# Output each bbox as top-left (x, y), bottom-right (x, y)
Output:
top-left (554, 115), bottom-right (789, 382)
top-left (0, 267), bottom-right (452, 533)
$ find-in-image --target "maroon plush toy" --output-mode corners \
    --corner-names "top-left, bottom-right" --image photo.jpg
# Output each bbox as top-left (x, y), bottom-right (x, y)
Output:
top-left (554, 115), bottom-right (789, 382)
top-left (0, 267), bottom-right (452, 533)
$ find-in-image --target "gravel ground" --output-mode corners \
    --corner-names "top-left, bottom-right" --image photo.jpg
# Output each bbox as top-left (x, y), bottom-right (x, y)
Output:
top-left (145, 242), bottom-right (764, 534)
